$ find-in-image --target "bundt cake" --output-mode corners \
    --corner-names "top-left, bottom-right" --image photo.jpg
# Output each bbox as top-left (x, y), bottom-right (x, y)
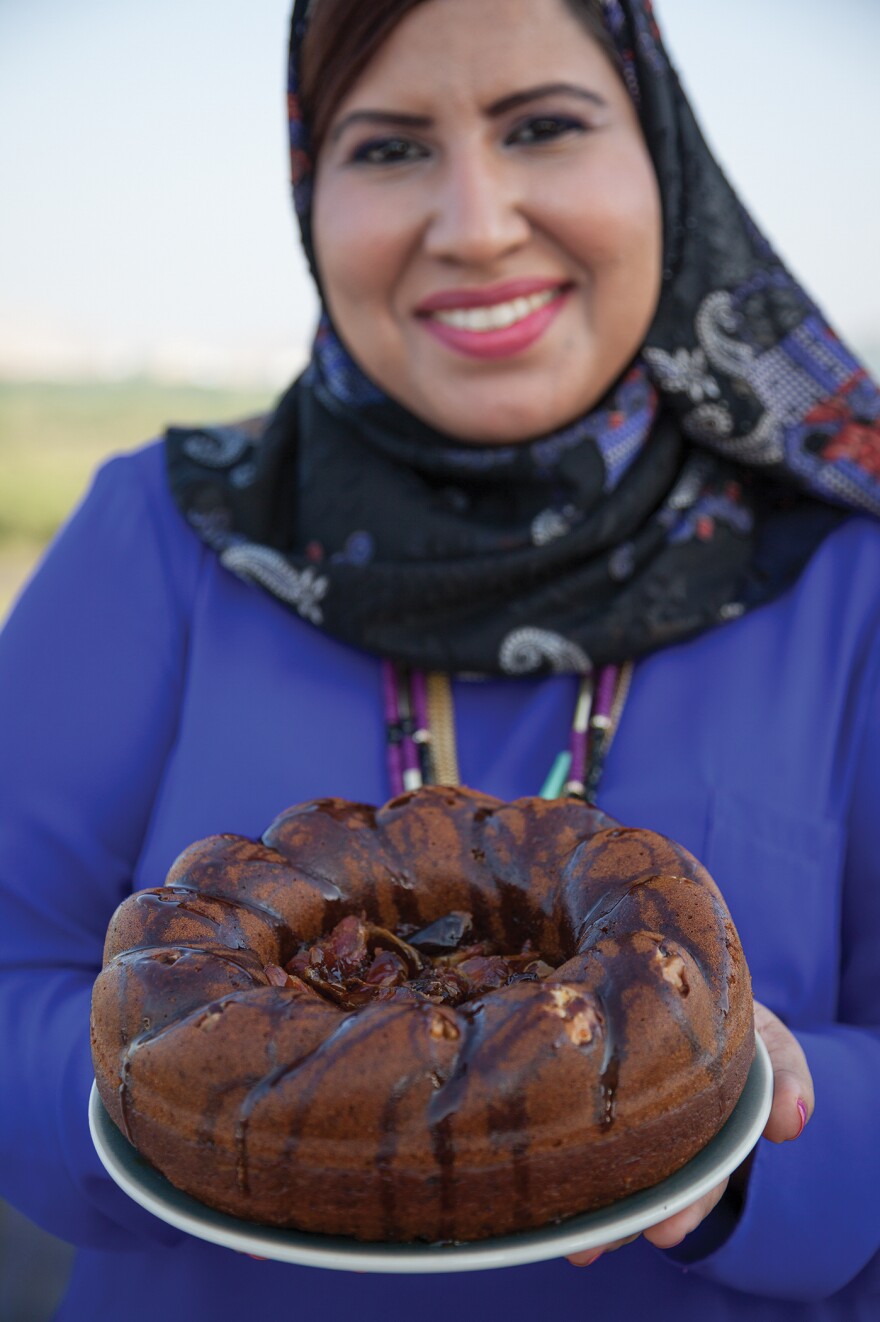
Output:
top-left (90, 786), bottom-right (754, 1243)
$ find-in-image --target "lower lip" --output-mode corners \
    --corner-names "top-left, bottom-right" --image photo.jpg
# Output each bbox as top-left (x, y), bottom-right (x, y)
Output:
top-left (418, 289), bottom-right (570, 361)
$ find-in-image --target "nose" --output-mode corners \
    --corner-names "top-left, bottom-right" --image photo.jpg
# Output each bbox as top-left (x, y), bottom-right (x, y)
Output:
top-left (422, 145), bottom-right (531, 266)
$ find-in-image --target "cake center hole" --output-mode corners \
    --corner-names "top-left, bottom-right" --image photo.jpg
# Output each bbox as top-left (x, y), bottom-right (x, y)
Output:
top-left (268, 912), bottom-right (558, 1009)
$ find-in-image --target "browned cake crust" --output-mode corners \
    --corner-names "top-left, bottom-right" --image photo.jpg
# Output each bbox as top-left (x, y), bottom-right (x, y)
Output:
top-left (90, 787), bottom-right (754, 1242)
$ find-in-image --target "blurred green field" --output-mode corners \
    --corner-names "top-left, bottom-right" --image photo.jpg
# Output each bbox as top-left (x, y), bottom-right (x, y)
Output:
top-left (0, 378), bottom-right (275, 623)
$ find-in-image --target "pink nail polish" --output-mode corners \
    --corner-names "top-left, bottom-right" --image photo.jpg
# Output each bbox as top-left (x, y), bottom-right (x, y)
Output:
top-left (794, 1098), bottom-right (808, 1138)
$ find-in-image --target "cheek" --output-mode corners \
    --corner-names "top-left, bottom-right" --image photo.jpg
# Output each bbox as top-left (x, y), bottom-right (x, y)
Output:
top-left (550, 153), bottom-right (662, 285)
top-left (312, 180), bottom-right (406, 325)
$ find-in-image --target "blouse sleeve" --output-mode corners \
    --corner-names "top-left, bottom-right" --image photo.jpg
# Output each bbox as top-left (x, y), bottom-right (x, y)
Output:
top-left (667, 599), bottom-right (880, 1301)
top-left (0, 444), bottom-right (201, 1248)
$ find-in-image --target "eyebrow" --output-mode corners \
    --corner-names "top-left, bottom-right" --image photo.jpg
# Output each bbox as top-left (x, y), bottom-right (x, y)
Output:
top-left (330, 82), bottom-right (607, 143)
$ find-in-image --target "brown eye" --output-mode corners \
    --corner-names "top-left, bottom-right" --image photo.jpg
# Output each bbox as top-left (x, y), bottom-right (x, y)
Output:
top-left (351, 136), bottom-right (428, 166)
top-left (507, 114), bottom-right (586, 146)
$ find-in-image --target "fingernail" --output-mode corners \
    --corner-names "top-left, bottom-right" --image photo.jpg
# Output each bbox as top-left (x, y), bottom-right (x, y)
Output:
top-left (571, 1250), bottom-right (604, 1268)
top-left (794, 1098), bottom-right (808, 1139)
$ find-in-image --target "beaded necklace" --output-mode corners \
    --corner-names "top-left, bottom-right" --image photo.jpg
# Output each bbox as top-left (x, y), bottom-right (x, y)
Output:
top-left (381, 661), bottom-right (634, 802)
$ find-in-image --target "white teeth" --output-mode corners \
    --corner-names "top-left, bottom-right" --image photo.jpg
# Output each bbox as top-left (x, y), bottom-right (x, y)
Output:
top-left (431, 288), bottom-right (558, 332)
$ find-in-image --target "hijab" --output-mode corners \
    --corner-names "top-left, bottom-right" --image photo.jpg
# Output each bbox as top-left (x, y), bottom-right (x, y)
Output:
top-left (166, 0), bottom-right (880, 676)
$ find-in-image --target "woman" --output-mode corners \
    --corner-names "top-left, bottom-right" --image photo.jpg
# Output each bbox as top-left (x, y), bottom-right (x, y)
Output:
top-left (1, 0), bottom-right (879, 1317)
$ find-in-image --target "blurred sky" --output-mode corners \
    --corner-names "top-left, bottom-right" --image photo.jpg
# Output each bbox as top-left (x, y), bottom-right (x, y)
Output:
top-left (0, 0), bottom-right (878, 386)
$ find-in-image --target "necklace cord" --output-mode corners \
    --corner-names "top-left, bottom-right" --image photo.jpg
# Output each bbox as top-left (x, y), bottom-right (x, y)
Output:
top-left (426, 671), bottom-right (460, 787)
top-left (382, 661), bottom-right (633, 802)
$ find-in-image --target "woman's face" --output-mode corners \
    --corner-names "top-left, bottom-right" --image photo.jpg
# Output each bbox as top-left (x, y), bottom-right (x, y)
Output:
top-left (312, 0), bottom-right (663, 444)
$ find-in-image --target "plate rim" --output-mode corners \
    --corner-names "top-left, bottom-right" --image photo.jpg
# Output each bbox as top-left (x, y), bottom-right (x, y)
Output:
top-left (89, 1035), bottom-right (772, 1274)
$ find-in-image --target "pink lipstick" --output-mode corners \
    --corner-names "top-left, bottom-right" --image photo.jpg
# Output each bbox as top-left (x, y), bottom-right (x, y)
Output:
top-left (415, 279), bottom-right (571, 361)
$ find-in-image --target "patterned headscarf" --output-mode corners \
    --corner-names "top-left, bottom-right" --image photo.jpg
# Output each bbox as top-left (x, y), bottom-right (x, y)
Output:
top-left (167, 0), bottom-right (880, 675)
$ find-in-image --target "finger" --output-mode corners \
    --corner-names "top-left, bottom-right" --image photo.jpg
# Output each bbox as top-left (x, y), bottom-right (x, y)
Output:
top-left (567, 1232), bottom-right (640, 1266)
top-left (567, 1248), bottom-right (606, 1267)
top-left (642, 1178), bottom-right (729, 1250)
top-left (754, 1001), bottom-right (815, 1143)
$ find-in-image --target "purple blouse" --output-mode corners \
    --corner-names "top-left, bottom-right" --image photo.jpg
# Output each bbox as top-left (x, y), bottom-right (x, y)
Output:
top-left (1, 442), bottom-right (879, 1320)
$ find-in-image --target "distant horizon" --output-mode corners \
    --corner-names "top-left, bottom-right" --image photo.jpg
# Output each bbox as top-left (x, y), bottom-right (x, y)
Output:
top-left (2, 331), bottom-right (880, 394)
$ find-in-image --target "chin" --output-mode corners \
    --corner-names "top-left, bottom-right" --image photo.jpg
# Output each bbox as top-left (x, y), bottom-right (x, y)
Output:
top-left (404, 354), bottom-right (618, 444)
top-left (425, 393), bottom-right (594, 447)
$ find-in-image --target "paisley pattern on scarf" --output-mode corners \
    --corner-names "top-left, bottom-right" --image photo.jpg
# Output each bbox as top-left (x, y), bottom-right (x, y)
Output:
top-left (167, 0), bottom-right (880, 675)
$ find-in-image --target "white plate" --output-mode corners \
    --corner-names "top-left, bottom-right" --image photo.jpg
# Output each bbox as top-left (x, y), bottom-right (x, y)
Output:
top-left (89, 1035), bottom-right (771, 1274)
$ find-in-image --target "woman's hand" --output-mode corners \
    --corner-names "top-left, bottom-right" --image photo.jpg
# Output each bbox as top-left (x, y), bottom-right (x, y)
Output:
top-left (567, 1000), bottom-right (815, 1267)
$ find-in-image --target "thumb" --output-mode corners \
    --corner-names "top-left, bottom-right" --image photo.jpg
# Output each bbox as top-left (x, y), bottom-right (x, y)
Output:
top-left (754, 1000), bottom-right (814, 1143)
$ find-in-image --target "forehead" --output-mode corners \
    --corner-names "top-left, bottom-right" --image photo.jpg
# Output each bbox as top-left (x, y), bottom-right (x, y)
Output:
top-left (331, 0), bottom-right (622, 116)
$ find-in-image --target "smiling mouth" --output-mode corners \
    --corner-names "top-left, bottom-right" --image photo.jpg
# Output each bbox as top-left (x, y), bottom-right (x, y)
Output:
top-left (428, 288), bottom-right (561, 333)
top-left (416, 283), bottom-right (572, 360)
